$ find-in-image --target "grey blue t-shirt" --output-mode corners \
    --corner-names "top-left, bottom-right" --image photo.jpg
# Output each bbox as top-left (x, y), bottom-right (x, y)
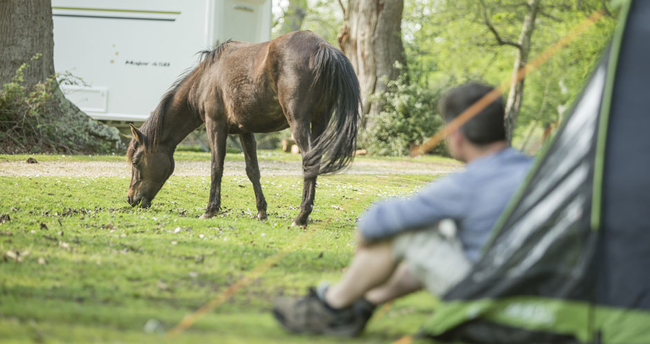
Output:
top-left (358, 147), bottom-right (532, 262)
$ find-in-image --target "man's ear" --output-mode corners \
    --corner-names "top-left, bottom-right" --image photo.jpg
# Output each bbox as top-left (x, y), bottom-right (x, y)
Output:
top-left (449, 128), bottom-right (462, 144)
top-left (130, 124), bottom-right (144, 145)
top-left (447, 128), bottom-right (465, 161)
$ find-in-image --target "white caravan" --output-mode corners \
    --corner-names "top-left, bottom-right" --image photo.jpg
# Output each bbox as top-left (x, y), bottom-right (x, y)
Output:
top-left (52, 0), bottom-right (272, 122)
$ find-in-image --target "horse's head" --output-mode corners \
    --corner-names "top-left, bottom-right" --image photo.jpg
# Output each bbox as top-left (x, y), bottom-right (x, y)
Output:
top-left (126, 124), bottom-right (175, 208)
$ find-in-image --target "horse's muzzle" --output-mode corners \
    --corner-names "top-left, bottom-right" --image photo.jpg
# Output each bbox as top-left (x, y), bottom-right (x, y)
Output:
top-left (127, 195), bottom-right (151, 208)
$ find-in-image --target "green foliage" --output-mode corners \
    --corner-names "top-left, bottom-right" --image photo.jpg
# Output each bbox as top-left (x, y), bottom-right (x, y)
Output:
top-left (0, 54), bottom-right (56, 152)
top-left (0, 153), bottom-right (453, 343)
top-left (402, 0), bottom-right (617, 152)
top-left (0, 55), bottom-right (123, 154)
top-left (361, 66), bottom-right (449, 156)
top-left (255, 129), bottom-right (292, 150)
top-left (272, 0), bottom-right (343, 44)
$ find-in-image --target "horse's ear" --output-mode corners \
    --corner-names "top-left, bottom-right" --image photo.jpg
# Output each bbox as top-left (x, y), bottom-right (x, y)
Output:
top-left (130, 124), bottom-right (144, 145)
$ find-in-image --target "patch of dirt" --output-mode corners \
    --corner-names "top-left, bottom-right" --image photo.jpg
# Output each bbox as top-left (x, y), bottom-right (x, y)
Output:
top-left (0, 157), bottom-right (461, 178)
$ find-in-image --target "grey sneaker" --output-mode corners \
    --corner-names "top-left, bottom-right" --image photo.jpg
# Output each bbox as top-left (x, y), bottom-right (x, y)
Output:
top-left (273, 286), bottom-right (369, 337)
top-left (353, 297), bottom-right (376, 333)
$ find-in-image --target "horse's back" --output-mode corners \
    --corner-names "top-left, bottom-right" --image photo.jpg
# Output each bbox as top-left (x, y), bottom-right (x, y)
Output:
top-left (268, 31), bottom-right (331, 75)
top-left (217, 31), bottom-right (331, 94)
top-left (219, 31), bottom-right (326, 73)
top-left (202, 31), bottom-right (334, 133)
top-left (270, 31), bottom-right (328, 55)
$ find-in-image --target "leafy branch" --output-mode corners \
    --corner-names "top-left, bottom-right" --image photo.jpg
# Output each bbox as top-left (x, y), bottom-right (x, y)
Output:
top-left (479, 0), bottom-right (522, 50)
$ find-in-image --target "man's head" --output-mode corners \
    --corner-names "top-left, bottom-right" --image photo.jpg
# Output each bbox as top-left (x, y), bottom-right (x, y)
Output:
top-left (439, 82), bottom-right (507, 161)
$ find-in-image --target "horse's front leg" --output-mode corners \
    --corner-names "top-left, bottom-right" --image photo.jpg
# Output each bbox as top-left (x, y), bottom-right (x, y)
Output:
top-left (239, 132), bottom-right (267, 220)
top-left (200, 118), bottom-right (228, 219)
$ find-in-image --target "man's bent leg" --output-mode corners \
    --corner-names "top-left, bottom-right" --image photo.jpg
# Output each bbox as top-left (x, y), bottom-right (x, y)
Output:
top-left (392, 223), bottom-right (472, 296)
top-left (325, 240), bottom-right (398, 309)
top-left (364, 262), bottom-right (423, 305)
top-left (350, 220), bottom-right (461, 306)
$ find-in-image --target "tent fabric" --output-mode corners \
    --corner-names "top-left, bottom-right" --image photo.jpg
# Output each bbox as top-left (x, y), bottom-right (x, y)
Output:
top-left (421, 1), bottom-right (650, 343)
top-left (597, 0), bottom-right (650, 312)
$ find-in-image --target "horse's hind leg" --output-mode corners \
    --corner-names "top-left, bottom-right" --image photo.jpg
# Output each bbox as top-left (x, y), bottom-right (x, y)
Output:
top-left (239, 132), bottom-right (267, 220)
top-left (291, 119), bottom-right (327, 227)
top-left (200, 118), bottom-right (228, 219)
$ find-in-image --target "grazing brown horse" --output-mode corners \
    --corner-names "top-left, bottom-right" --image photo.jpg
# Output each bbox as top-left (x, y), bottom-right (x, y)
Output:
top-left (126, 31), bottom-right (361, 226)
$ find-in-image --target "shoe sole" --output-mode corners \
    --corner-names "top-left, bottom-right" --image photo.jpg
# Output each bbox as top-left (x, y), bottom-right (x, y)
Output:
top-left (272, 308), bottom-right (361, 337)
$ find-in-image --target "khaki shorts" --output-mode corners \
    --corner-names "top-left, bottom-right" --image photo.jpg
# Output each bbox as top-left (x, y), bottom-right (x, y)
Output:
top-left (392, 220), bottom-right (472, 296)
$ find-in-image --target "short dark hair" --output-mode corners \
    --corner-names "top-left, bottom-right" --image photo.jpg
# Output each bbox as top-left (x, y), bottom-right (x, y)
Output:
top-left (439, 82), bottom-right (506, 145)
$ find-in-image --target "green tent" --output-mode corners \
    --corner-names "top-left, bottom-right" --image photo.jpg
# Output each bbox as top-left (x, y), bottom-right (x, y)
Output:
top-left (423, 1), bottom-right (650, 343)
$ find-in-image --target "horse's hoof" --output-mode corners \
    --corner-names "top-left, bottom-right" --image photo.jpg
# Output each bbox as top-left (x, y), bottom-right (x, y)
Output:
top-left (257, 212), bottom-right (267, 221)
top-left (291, 221), bottom-right (307, 228)
top-left (199, 212), bottom-right (214, 219)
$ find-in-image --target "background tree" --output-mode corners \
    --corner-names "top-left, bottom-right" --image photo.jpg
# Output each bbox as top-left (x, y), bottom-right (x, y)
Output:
top-left (0, 1), bottom-right (55, 88)
top-left (0, 0), bottom-right (123, 154)
top-left (337, 0), bottom-right (408, 126)
top-left (276, 0), bottom-right (308, 35)
top-left (273, 0), bottom-right (343, 42)
top-left (480, 0), bottom-right (542, 143)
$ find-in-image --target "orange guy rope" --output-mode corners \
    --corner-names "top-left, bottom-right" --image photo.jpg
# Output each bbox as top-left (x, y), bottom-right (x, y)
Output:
top-left (410, 10), bottom-right (605, 157)
top-left (166, 229), bottom-right (316, 339)
top-left (392, 334), bottom-right (415, 344)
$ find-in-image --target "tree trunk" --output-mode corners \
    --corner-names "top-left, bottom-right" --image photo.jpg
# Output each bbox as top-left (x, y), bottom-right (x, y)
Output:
top-left (338, 0), bottom-right (407, 126)
top-left (279, 0), bottom-right (308, 35)
top-left (0, 0), bottom-right (123, 153)
top-left (0, 0), bottom-right (55, 87)
top-left (504, 0), bottom-right (542, 143)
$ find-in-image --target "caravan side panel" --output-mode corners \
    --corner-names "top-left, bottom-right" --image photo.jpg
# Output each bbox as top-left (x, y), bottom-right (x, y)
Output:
top-left (52, 0), bottom-right (212, 121)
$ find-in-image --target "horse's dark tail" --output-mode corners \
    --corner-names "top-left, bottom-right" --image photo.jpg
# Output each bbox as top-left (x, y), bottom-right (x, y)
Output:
top-left (304, 44), bottom-right (361, 178)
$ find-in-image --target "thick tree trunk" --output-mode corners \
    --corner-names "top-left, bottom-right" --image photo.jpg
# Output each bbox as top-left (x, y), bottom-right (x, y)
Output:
top-left (504, 0), bottom-right (542, 143)
top-left (279, 0), bottom-right (308, 35)
top-left (338, 0), bottom-right (407, 126)
top-left (0, 0), bottom-right (55, 87)
top-left (0, 0), bottom-right (123, 153)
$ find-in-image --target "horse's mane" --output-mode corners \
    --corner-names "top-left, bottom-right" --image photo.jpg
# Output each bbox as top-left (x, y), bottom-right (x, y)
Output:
top-left (197, 39), bottom-right (232, 68)
top-left (137, 69), bottom-right (192, 152)
top-left (136, 40), bottom-right (233, 154)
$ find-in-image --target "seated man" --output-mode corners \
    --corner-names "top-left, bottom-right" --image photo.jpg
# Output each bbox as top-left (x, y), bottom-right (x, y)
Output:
top-left (273, 82), bottom-right (533, 336)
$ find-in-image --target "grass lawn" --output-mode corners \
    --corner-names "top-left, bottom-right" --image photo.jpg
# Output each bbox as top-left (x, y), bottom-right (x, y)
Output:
top-left (0, 151), bottom-right (458, 344)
